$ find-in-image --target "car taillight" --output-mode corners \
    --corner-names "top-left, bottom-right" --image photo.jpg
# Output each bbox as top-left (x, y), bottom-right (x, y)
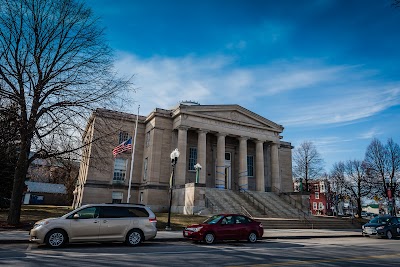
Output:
top-left (149, 218), bottom-right (157, 223)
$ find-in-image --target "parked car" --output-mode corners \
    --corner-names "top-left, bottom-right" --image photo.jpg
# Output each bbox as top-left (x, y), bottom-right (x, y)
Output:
top-left (183, 214), bottom-right (264, 244)
top-left (30, 203), bottom-right (157, 248)
top-left (362, 215), bottom-right (400, 239)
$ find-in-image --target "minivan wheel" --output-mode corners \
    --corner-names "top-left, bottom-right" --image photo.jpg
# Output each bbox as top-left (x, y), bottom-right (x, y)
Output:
top-left (248, 232), bottom-right (258, 243)
top-left (204, 232), bottom-right (215, 244)
top-left (386, 230), bottom-right (393, 239)
top-left (126, 229), bottom-right (143, 246)
top-left (45, 229), bottom-right (67, 248)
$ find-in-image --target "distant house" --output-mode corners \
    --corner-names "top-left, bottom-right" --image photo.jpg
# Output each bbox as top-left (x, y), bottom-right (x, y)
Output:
top-left (308, 180), bottom-right (332, 216)
top-left (23, 181), bottom-right (67, 205)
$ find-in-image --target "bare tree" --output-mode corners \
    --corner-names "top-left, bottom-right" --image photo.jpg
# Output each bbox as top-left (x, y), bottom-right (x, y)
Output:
top-left (344, 160), bottom-right (373, 218)
top-left (0, 103), bottom-right (19, 202)
top-left (365, 139), bottom-right (400, 194)
top-left (364, 138), bottom-right (400, 215)
top-left (0, 0), bottom-right (133, 225)
top-left (292, 141), bottom-right (324, 191)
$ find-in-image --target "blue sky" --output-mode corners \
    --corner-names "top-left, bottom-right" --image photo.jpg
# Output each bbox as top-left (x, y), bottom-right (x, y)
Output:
top-left (88, 0), bottom-right (400, 171)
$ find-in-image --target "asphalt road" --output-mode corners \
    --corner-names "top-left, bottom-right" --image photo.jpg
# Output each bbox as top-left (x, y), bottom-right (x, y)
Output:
top-left (1, 237), bottom-right (399, 266)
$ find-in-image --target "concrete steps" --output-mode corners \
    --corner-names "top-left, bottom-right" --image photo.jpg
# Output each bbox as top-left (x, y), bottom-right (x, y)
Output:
top-left (203, 188), bottom-right (366, 229)
top-left (258, 216), bottom-right (366, 229)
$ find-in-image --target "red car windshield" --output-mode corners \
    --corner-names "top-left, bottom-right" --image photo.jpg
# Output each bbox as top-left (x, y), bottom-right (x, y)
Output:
top-left (203, 215), bottom-right (224, 224)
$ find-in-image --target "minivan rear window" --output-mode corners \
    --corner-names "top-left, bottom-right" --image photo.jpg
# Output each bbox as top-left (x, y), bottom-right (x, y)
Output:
top-left (128, 207), bottom-right (149, 217)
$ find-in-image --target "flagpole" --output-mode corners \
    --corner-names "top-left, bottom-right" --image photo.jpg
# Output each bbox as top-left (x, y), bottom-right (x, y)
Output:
top-left (127, 105), bottom-right (140, 203)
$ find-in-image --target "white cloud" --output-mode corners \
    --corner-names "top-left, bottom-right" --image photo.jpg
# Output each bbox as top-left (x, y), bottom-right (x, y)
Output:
top-left (358, 127), bottom-right (383, 140)
top-left (281, 86), bottom-right (400, 126)
top-left (113, 52), bottom-right (400, 127)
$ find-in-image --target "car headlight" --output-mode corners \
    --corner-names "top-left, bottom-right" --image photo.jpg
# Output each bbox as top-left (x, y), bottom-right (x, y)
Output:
top-left (376, 226), bottom-right (385, 230)
top-left (33, 220), bottom-right (50, 229)
top-left (186, 227), bottom-right (203, 232)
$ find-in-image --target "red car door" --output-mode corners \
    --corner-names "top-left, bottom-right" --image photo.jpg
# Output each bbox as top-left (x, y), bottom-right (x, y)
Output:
top-left (234, 215), bottom-right (251, 240)
top-left (218, 215), bottom-right (238, 240)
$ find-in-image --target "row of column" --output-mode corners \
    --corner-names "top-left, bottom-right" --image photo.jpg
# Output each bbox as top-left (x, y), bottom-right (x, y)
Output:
top-left (174, 126), bottom-right (280, 192)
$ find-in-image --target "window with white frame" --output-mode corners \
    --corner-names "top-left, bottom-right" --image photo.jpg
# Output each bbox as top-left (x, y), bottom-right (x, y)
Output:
top-left (113, 158), bottom-right (127, 183)
top-left (313, 202), bottom-right (317, 210)
top-left (247, 155), bottom-right (254, 177)
top-left (320, 183), bottom-right (325, 193)
top-left (139, 192), bottom-right (144, 203)
top-left (315, 192), bottom-right (319, 199)
top-left (188, 147), bottom-right (197, 171)
top-left (112, 191), bottom-right (123, 204)
top-left (314, 184), bottom-right (319, 192)
top-left (143, 157), bottom-right (148, 181)
top-left (318, 202), bottom-right (324, 210)
top-left (119, 131), bottom-right (129, 144)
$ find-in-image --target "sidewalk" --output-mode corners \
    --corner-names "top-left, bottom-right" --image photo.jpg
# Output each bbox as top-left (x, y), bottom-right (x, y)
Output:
top-left (0, 229), bottom-right (362, 244)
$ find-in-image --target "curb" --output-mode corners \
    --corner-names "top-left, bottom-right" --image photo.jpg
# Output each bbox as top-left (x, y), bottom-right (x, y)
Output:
top-left (0, 234), bottom-right (362, 245)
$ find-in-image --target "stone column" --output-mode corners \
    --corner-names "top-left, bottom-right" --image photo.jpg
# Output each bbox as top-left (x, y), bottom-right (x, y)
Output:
top-left (271, 142), bottom-right (280, 191)
top-left (197, 130), bottom-right (207, 184)
top-left (255, 140), bottom-right (265, 192)
top-left (238, 137), bottom-right (248, 191)
top-left (216, 133), bottom-right (226, 189)
top-left (175, 126), bottom-right (188, 185)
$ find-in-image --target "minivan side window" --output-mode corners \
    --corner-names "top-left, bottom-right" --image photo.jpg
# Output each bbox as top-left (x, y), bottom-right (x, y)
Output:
top-left (98, 206), bottom-right (149, 218)
top-left (68, 207), bottom-right (98, 219)
top-left (100, 207), bottom-right (130, 218)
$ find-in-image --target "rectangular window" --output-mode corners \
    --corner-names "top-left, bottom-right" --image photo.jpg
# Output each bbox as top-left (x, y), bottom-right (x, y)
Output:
top-left (112, 191), bottom-right (123, 204)
top-left (313, 202), bottom-right (317, 210)
top-left (119, 131), bottom-right (129, 144)
top-left (139, 192), bottom-right (144, 203)
top-left (145, 131), bottom-right (150, 147)
top-left (247, 155), bottom-right (254, 177)
top-left (318, 202), bottom-right (324, 210)
top-left (315, 192), bottom-right (319, 199)
top-left (188, 147), bottom-right (197, 171)
top-left (320, 183), bottom-right (325, 193)
top-left (143, 158), bottom-right (148, 181)
top-left (113, 158), bottom-right (127, 183)
top-left (314, 184), bottom-right (319, 192)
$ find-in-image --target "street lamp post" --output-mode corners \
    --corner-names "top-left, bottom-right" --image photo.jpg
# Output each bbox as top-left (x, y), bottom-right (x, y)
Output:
top-left (166, 148), bottom-right (180, 231)
top-left (194, 163), bottom-right (202, 183)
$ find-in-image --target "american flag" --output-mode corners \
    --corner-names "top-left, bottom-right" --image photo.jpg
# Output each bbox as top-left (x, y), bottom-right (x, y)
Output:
top-left (112, 138), bottom-right (132, 157)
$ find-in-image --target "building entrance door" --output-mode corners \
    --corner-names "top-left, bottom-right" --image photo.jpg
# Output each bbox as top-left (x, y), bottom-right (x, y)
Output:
top-left (225, 152), bottom-right (232, 190)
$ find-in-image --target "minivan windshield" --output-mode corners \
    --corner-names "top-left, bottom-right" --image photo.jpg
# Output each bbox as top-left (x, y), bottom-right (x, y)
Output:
top-left (203, 215), bottom-right (224, 224)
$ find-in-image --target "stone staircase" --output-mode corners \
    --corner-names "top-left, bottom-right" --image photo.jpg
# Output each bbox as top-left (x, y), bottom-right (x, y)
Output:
top-left (204, 188), bottom-right (263, 217)
top-left (258, 216), bottom-right (365, 229)
top-left (203, 188), bottom-right (365, 229)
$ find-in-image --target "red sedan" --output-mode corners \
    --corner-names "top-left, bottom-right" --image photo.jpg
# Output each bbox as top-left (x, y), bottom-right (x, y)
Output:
top-left (183, 214), bottom-right (264, 244)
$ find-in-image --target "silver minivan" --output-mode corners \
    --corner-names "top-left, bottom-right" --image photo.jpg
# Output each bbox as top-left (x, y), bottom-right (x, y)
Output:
top-left (30, 204), bottom-right (157, 248)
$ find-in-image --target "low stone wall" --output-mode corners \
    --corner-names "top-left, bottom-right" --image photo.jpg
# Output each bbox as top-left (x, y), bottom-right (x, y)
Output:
top-left (171, 183), bottom-right (206, 214)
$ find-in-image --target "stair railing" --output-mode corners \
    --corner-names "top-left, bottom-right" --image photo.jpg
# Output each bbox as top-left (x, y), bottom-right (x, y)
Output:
top-left (233, 182), bottom-right (267, 215)
top-left (204, 195), bottom-right (216, 214)
top-left (272, 186), bottom-right (312, 227)
top-left (240, 205), bottom-right (253, 219)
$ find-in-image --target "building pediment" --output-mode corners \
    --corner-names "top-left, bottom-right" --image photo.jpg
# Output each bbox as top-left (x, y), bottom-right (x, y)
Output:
top-left (172, 104), bottom-right (283, 133)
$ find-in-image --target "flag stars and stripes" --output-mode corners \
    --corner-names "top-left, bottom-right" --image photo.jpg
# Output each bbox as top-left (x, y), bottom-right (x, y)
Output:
top-left (112, 138), bottom-right (132, 156)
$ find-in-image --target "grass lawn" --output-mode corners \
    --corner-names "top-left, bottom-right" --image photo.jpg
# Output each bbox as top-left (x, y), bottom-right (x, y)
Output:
top-left (0, 205), bottom-right (206, 231)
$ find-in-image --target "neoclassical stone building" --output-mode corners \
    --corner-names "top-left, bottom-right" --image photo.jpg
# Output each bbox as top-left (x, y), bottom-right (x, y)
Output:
top-left (73, 102), bottom-right (293, 212)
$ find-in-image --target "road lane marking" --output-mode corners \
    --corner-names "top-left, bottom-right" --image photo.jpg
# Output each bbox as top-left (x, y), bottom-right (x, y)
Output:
top-left (228, 252), bottom-right (400, 267)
